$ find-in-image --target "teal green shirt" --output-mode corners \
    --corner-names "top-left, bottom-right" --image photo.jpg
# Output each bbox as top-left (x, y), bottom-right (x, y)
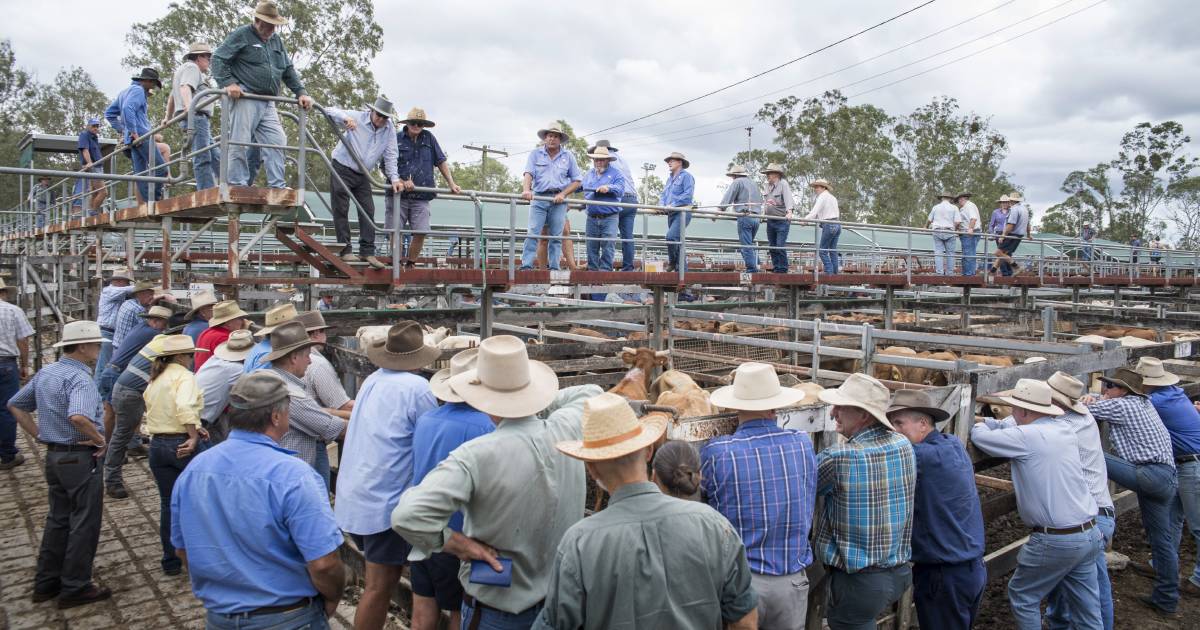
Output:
top-left (533, 482), bottom-right (758, 630)
top-left (211, 24), bottom-right (306, 97)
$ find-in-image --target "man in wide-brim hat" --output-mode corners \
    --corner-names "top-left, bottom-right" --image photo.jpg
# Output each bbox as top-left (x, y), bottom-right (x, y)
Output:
top-left (104, 67), bottom-right (163, 202)
top-left (244, 302), bottom-right (300, 372)
top-left (759, 163), bottom-right (795, 273)
top-left (182, 289), bottom-right (219, 343)
top-left (195, 300), bottom-right (249, 371)
top-left (659, 152), bottom-right (695, 274)
top-left (888, 389), bottom-right (986, 630)
top-left (519, 123), bottom-right (583, 272)
top-left (927, 192), bottom-right (960, 276)
top-left (389, 106), bottom-right (462, 270)
top-left (804, 178), bottom-right (841, 274)
top-left (955, 191), bottom-right (982, 275)
top-left (0, 277), bottom-right (31, 470)
top-left (991, 191), bottom-right (1029, 277)
top-left (195, 329), bottom-right (255, 444)
top-left (718, 165), bottom-right (766, 273)
top-left (580, 146), bottom-right (628, 276)
top-left (295, 311), bottom-right (353, 415)
top-left (813, 372), bottom-right (917, 628)
top-left (587, 140), bottom-right (640, 271)
top-left (392, 335), bottom-right (604, 628)
top-left (165, 42), bottom-right (220, 191)
top-left (700, 363), bottom-right (815, 629)
top-left (536, 392), bottom-right (759, 629)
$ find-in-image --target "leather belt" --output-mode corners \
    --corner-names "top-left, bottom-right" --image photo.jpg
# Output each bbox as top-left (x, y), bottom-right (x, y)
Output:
top-left (151, 433), bottom-right (189, 440)
top-left (1033, 519), bottom-right (1095, 535)
top-left (0, 356), bottom-right (17, 362)
top-left (44, 443), bottom-right (97, 452)
top-left (536, 189), bottom-right (562, 195)
top-left (240, 597), bottom-right (315, 617)
top-left (1098, 507), bottom-right (1115, 519)
top-left (1176, 453), bottom-right (1200, 464)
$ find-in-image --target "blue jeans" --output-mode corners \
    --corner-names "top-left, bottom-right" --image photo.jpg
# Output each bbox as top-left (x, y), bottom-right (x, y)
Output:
top-left (129, 141), bottom-right (162, 201)
top-left (827, 564), bottom-right (911, 630)
top-left (149, 435), bottom-right (205, 572)
top-left (206, 598), bottom-right (329, 630)
top-left (586, 214), bottom-right (618, 271)
top-left (460, 600), bottom-right (541, 630)
top-left (94, 330), bottom-right (113, 385)
top-left (0, 360), bottom-right (20, 461)
top-left (766, 218), bottom-right (790, 272)
top-left (314, 441), bottom-right (331, 490)
top-left (665, 209), bottom-right (692, 270)
top-left (36, 212), bottom-right (46, 228)
top-left (1008, 528), bottom-right (1104, 629)
top-left (933, 232), bottom-right (957, 275)
top-left (183, 115), bottom-right (220, 191)
top-left (736, 216), bottom-right (760, 271)
top-left (1176, 460), bottom-right (1200, 588)
top-left (520, 200), bottom-right (566, 270)
top-left (818, 223), bottom-right (841, 274)
top-left (1046, 512), bottom-right (1116, 630)
top-left (618, 194), bottom-right (638, 271)
top-left (227, 96), bottom-right (287, 188)
top-left (1082, 243), bottom-right (1093, 261)
top-left (912, 558), bottom-right (987, 630)
top-left (1105, 455), bottom-right (1180, 611)
top-left (960, 234), bottom-right (979, 276)
top-left (97, 366), bottom-right (119, 403)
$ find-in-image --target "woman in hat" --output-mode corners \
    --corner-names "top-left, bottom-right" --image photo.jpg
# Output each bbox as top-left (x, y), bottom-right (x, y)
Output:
top-left (760, 164), bottom-right (794, 273)
top-left (141, 335), bottom-right (208, 576)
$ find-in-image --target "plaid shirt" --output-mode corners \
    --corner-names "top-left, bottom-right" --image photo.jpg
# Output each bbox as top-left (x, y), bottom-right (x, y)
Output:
top-left (97, 285), bottom-right (132, 329)
top-left (700, 418), bottom-right (817, 575)
top-left (303, 349), bottom-right (350, 410)
top-left (112, 299), bottom-right (146, 347)
top-left (9, 357), bottom-right (102, 444)
top-left (272, 368), bottom-right (345, 468)
top-left (814, 424), bottom-right (916, 572)
top-left (1087, 395), bottom-right (1175, 467)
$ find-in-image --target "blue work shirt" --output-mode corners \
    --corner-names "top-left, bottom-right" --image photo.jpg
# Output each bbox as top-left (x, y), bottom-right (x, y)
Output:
top-left (581, 167), bottom-right (627, 216)
top-left (523, 146), bottom-right (581, 194)
top-left (242, 338), bottom-right (272, 373)
top-left (909, 431), bottom-right (986, 565)
top-left (660, 169), bottom-right (695, 207)
top-left (77, 129), bottom-right (102, 165)
top-left (108, 322), bottom-right (157, 371)
top-left (608, 151), bottom-right (637, 198)
top-left (170, 430), bottom-right (343, 614)
top-left (411, 401), bottom-right (495, 532)
top-left (97, 285), bottom-right (133, 329)
top-left (326, 108), bottom-right (399, 180)
top-left (183, 316), bottom-right (208, 344)
top-left (335, 369), bottom-right (437, 534)
top-left (9, 357), bottom-right (102, 445)
top-left (395, 128), bottom-right (447, 200)
top-left (1148, 385), bottom-right (1200, 457)
top-left (700, 418), bottom-right (818, 576)
top-left (104, 82), bottom-right (151, 144)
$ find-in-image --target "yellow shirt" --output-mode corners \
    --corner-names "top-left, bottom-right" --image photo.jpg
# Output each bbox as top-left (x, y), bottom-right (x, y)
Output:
top-left (142, 362), bottom-right (204, 435)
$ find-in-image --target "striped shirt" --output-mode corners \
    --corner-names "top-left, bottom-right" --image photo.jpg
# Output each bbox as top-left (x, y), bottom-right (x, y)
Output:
top-left (97, 285), bottom-right (132, 329)
top-left (9, 357), bottom-right (102, 444)
top-left (112, 300), bottom-right (146, 347)
top-left (0, 299), bottom-right (33, 357)
top-left (272, 368), bottom-right (345, 469)
top-left (303, 349), bottom-right (350, 410)
top-left (814, 424), bottom-right (916, 572)
top-left (700, 419), bottom-right (817, 575)
top-left (1087, 395), bottom-right (1175, 467)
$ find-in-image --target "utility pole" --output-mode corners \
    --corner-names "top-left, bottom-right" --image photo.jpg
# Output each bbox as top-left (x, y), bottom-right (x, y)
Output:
top-left (641, 162), bottom-right (656, 203)
top-left (462, 144), bottom-right (509, 191)
top-left (744, 126), bottom-right (754, 173)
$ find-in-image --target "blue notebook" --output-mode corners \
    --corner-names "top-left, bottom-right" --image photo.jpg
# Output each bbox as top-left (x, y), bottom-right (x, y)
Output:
top-left (469, 558), bottom-right (513, 587)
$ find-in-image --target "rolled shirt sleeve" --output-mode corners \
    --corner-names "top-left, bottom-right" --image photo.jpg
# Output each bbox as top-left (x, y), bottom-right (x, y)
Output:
top-left (172, 373), bottom-right (204, 428)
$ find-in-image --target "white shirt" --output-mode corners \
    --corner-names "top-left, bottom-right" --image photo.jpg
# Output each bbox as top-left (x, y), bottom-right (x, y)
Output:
top-left (195, 356), bottom-right (244, 423)
top-left (0, 300), bottom-right (33, 357)
top-left (928, 201), bottom-right (959, 230)
top-left (804, 189), bottom-right (839, 221)
top-left (957, 201), bottom-right (981, 233)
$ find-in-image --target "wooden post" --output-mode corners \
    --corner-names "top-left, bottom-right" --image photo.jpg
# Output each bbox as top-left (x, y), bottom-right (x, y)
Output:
top-left (161, 216), bottom-right (172, 290)
top-left (227, 210), bottom-right (240, 299)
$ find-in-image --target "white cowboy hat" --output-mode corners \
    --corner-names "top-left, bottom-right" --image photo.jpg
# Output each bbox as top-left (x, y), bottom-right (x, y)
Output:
top-left (254, 302), bottom-right (299, 338)
top-left (109, 267), bottom-right (134, 282)
top-left (1008, 192), bottom-right (1023, 202)
top-left (998, 194), bottom-right (1012, 203)
top-left (818, 372), bottom-right (894, 429)
top-left (993, 379), bottom-right (1064, 416)
top-left (556, 392), bottom-right (667, 462)
top-left (448, 335), bottom-right (559, 418)
top-left (53, 320), bottom-right (110, 348)
top-left (431, 348), bottom-right (478, 403)
top-left (208, 300), bottom-right (249, 327)
top-left (185, 289), bottom-right (219, 318)
top-left (138, 305), bottom-right (173, 321)
top-left (710, 362), bottom-right (806, 411)
top-left (215, 329), bottom-right (255, 362)
top-left (760, 163), bottom-right (786, 176)
top-left (156, 334), bottom-right (207, 357)
top-left (1046, 371), bottom-right (1089, 414)
top-left (1134, 357), bottom-right (1180, 387)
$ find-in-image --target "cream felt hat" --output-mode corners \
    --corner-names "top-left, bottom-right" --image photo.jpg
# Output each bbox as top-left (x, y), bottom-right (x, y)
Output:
top-left (760, 163), bottom-right (786, 176)
top-left (138, 305), bottom-right (173, 321)
top-left (1046, 371), bottom-right (1089, 414)
top-left (1134, 357), bottom-right (1180, 387)
top-left (365, 321), bottom-right (441, 372)
top-left (431, 348), bottom-right (478, 403)
top-left (53, 320), bottom-right (109, 348)
top-left (208, 300), bottom-right (249, 327)
top-left (556, 392), bottom-right (667, 462)
top-left (185, 289), bottom-right (219, 319)
top-left (587, 146), bottom-right (615, 161)
top-left (810, 178), bottom-right (833, 192)
top-left (818, 372), bottom-right (894, 429)
top-left (448, 335), bottom-right (559, 418)
top-left (710, 362), bottom-right (806, 411)
top-left (214, 329), bottom-right (255, 362)
top-left (725, 164), bottom-right (750, 178)
top-left (254, 302), bottom-right (298, 338)
top-left (537, 123), bottom-right (570, 142)
top-left (663, 152), bottom-right (690, 169)
top-left (994, 378), bottom-right (1064, 416)
top-left (156, 334), bottom-right (206, 357)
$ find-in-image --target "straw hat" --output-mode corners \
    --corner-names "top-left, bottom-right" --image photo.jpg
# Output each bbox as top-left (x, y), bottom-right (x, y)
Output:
top-left (265, 321), bottom-right (321, 363)
top-left (365, 322), bottom-right (441, 371)
top-left (254, 302), bottom-right (299, 338)
top-left (587, 139), bottom-right (618, 154)
top-left (182, 42), bottom-right (213, 61)
top-left (430, 348), bottom-right (478, 403)
top-left (537, 123), bottom-right (570, 142)
top-left (215, 329), bottom-right (255, 362)
top-left (1134, 357), bottom-right (1180, 387)
top-left (1098, 368), bottom-right (1146, 397)
top-left (587, 146), bottom-right (615, 161)
top-left (556, 393), bottom-right (667, 462)
top-left (138, 305), bottom-right (173, 321)
top-left (448, 335), bottom-right (559, 418)
top-left (185, 289), bottom-right (219, 318)
top-left (229, 371), bottom-right (290, 410)
top-left (132, 280), bottom-right (158, 294)
top-left (401, 107), bottom-right (435, 128)
top-left (367, 96), bottom-right (396, 119)
top-left (208, 300), bottom-right (249, 327)
top-left (725, 164), bottom-right (750, 178)
top-left (298, 310), bottom-right (332, 333)
top-left (710, 362), bottom-right (806, 411)
top-left (818, 373), bottom-right (894, 429)
top-left (760, 163), bottom-right (786, 176)
top-left (156, 334), bottom-right (206, 357)
top-left (810, 179), bottom-right (833, 192)
top-left (886, 389), bottom-right (949, 422)
top-left (663, 152), bottom-right (690, 169)
top-left (53, 320), bottom-right (109, 348)
top-left (998, 194), bottom-right (1012, 203)
top-left (109, 267), bottom-right (134, 282)
top-left (251, 0), bottom-right (288, 25)
top-left (1009, 192), bottom-right (1023, 202)
top-left (994, 379), bottom-right (1064, 416)
top-left (1046, 371), bottom-right (1089, 414)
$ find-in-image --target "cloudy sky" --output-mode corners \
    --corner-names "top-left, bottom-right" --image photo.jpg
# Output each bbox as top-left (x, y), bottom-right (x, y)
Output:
top-left (6, 0), bottom-right (1198, 227)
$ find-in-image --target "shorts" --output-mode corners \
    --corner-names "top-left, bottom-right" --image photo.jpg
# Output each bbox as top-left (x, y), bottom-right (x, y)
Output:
top-left (410, 552), bottom-right (465, 611)
top-left (349, 528), bottom-right (412, 566)
top-left (999, 235), bottom-right (1023, 255)
top-left (394, 198), bottom-right (431, 232)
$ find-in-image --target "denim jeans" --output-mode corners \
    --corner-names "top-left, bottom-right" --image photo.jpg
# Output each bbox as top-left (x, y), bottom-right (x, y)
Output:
top-left (826, 564), bottom-right (912, 630)
top-left (206, 598), bottom-right (329, 630)
top-left (933, 231), bottom-right (957, 275)
top-left (182, 115), bottom-right (220, 191)
top-left (36, 212), bottom-right (46, 229)
top-left (149, 435), bottom-right (204, 572)
top-left (818, 223), bottom-right (841, 274)
top-left (1082, 243), bottom-right (1093, 261)
top-left (1105, 454), bottom-right (1180, 611)
top-left (129, 141), bottom-right (162, 201)
top-left (586, 214), bottom-right (618, 271)
top-left (1008, 527), bottom-right (1103, 629)
top-left (736, 215), bottom-right (760, 271)
top-left (766, 218), bottom-right (790, 272)
top-left (959, 234), bottom-right (979, 276)
top-left (618, 194), bottom-right (638, 271)
top-left (520, 200), bottom-right (567, 270)
top-left (94, 328), bottom-right (113, 385)
top-left (665, 209), bottom-right (692, 270)
top-left (0, 359), bottom-right (20, 461)
top-left (104, 383), bottom-right (147, 489)
top-left (226, 96), bottom-right (287, 188)
top-left (913, 558), bottom-right (986, 630)
top-left (1046, 512), bottom-right (1116, 630)
top-left (460, 600), bottom-right (541, 630)
top-left (1176, 460), bottom-right (1200, 588)
top-left (313, 441), bottom-right (331, 491)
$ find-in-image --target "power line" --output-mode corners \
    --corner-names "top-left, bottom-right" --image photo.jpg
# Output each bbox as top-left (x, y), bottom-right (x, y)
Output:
top-left (583, 0), bottom-right (940, 136)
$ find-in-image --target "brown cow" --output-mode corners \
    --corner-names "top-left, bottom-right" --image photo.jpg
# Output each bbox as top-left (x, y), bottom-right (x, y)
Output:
top-left (718, 322), bottom-right (740, 334)
top-left (609, 347), bottom-right (669, 401)
top-left (567, 327), bottom-right (611, 340)
top-left (1085, 326), bottom-right (1158, 342)
top-left (649, 370), bottom-right (716, 417)
top-left (960, 354), bottom-right (1015, 369)
top-left (626, 331), bottom-right (649, 341)
top-left (873, 346), bottom-right (918, 382)
top-left (920, 351), bottom-right (959, 386)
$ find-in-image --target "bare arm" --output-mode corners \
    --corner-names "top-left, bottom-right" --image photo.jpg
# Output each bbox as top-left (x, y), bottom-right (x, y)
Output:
top-left (70, 414), bottom-right (106, 446)
top-left (177, 85), bottom-right (193, 116)
top-left (324, 408), bottom-right (351, 420)
top-left (437, 161), bottom-right (461, 194)
top-left (306, 550), bottom-right (346, 617)
top-left (17, 337), bottom-right (28, 380)
top-left (726, 609), bottom-right (758, 630)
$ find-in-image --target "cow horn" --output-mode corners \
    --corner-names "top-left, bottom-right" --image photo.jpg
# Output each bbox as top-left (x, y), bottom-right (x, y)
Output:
top-left (655, 350), bottom-right (669, 357)
top-left (622, 346), bottom-right (636, 354)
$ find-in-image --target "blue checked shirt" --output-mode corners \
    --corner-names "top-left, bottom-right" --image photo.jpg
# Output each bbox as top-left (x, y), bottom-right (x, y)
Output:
top-left (9, 357), bottom-right (103, 444)
top-left (1087, 395), bottom-right (1175, 467)
top-left (97, 285), bottom-right (133, 329)
top-left (112, 300), bottom-right (146, 348)
top-left (700, 419), bottom-right (817, 575)
top-left (814, 424), bottom-right (916, 572)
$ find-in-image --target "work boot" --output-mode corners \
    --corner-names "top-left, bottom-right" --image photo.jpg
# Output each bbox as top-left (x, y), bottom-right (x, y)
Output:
top-left (1182, 579), bottom-right (1200, 598)
top-left (343, 253), bottom-right (362, 263)
top-left (366, 256), bottom-right (386, 270)
top-left (57, 585), bottom-right (112, 609)
top-left (1128, 560), bottom-right (1156, 579)
top-left (1136, 595), bottom-right (1179, 620)
top-left (106, 485), bottom-right (129, 500)
top-left (31, 586), bottom-right (60, 603)
top-left (0, 453), bottom-right (25, 470)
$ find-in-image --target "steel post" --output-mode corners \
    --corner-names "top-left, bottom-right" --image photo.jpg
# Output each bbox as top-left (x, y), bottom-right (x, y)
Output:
top-left (961, 285), bottom-right (971, 330)
top-left (788, 288), bottom-right (801, 366)
top-left (1042, 306), bottom-right (1055, 342)
top-left (161, 216), bottom-right (172, 289)
top-left (884, 286), bottom-right (896, 330)
top-left (479, 285), bottom-right (494, 338)
top-left (652, 286), bottom-right (666, 352)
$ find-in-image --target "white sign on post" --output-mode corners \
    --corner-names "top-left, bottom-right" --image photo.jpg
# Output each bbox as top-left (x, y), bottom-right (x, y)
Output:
top-left (1175, 341), bottom-right (1192, 359)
